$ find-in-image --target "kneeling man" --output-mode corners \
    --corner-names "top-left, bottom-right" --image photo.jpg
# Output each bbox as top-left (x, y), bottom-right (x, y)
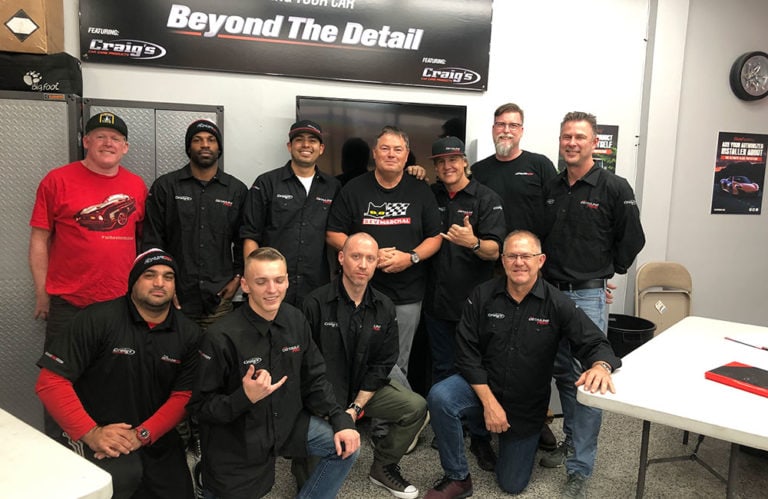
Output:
top-left (425, 230), bottom-right (620, 498)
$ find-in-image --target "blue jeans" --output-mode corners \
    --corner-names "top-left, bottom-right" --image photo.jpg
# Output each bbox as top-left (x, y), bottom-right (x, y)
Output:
top-left (424, 312), bottom-right (458, 383)
top-left (203, 416), bottom-right (358, 499)
top-left (553, 286), bottom-right (608, 477)
top-left (428, 374), bottom-right (540, 494)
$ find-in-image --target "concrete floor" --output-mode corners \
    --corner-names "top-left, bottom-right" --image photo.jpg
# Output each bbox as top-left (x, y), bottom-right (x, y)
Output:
top-left (261, 411), bottom-right (768, 498)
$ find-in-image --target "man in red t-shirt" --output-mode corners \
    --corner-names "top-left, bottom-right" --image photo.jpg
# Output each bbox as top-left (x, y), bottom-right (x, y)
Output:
top-left (29, 111), bottom-right (147, 352)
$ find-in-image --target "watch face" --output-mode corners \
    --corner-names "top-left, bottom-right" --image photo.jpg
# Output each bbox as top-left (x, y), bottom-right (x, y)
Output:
top-left (730, 51), bottom-right (768, 101)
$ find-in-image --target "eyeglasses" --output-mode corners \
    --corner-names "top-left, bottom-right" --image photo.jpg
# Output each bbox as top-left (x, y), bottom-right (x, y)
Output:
top-left (493, 122), bottom-right (523, 131)
top-left (501, 253), bottom-right (542, 261)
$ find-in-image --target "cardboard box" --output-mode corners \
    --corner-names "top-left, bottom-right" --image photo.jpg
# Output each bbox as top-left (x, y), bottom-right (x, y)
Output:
top-left (0, 0), bottom-right (64, 54)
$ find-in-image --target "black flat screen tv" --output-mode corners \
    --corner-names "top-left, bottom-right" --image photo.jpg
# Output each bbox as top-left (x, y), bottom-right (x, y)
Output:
top-left (296, 96), bottom-right (467, 182)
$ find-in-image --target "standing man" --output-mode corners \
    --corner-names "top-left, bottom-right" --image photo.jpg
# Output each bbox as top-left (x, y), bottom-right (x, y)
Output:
top-left (326, 126), bottom-right (443, 379)
top-left (303, 232), bottom-right (428, 499)
top-left (425, 231), bottom-right (620, 499)
top-left (470, 103), bottom-right (557, 235)
top-left (539, 111), bottom-right (645, 498)
top-left (143, 119), bottom-right (247, 328)
top-left (35, 249), bottom-right (201, 498)
top-left (188, 247), bottom-right (360, 499)
top-left (30, 112), bottom-right (147, 348)
top-left (425, 137), bottom-right (506, 471)
top-left (240, 120), bottom-right (341, 307)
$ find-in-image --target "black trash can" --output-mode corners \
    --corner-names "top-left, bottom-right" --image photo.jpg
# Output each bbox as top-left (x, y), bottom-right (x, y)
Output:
top-left (607, 314), bottom-right (656, 357)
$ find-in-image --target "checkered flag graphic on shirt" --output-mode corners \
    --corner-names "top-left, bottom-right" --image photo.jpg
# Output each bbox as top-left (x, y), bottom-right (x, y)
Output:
top-left (386, 203), bottom-right (410, 217)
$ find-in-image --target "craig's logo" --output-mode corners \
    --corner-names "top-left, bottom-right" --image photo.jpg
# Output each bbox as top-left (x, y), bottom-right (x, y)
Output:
top-left (88, 39), bottom-right (167, 60)
top-left (215, 198), bottom-right (233, 207)
top-left (161, 354), bottom-right (181, 364)
top-left (515, 172), bottom-right (534, 176)
top-left (421, 67), bottom-right (481, 86)
top-left (282, 345), bottom-right (301, 353)
top-left (243, 357), bottom-right (262, 365)
top-left (175, 195), bottom-right (192, 201)
top-left (277, 193), bottom-right (294, 200)
top-left (529, 317), bottom-right (550, 326)
top-left (580, 200), bottom-right (600, 210)
top-left (457, 209), bottom-right (473, 217)
top-left (112, 347), bottom-right (136, 356)
top-left (323, 321), bottom-right (339, 328)
top-left (487, 312), bottom-right (505, 319)
top-left (315, 197), bottom-right (333, 205)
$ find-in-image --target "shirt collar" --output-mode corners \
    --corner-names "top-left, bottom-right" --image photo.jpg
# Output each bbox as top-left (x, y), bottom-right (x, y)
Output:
top-left (559, 164), bottom-right (601, 187)
top-left (179, 163), bottom-right (228, 185)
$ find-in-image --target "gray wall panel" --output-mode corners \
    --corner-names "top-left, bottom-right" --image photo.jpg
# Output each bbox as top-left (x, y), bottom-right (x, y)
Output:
top-left (156, 110), bottom-right (219, 176)
top-left (0, 94), bottom-right (76, 427)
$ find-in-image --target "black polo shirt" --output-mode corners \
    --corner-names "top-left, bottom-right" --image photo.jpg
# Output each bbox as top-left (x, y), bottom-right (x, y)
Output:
top-left (37, 296), bottom-right (201, 429)
top-left (143, 164), bottom-right (248, 317)
top-left (189, 302), bottom-right (352, 499)
top-left (541, 165), bottom-right (646, 283)
top-left (326, 171), bottom-right (442, 304)
top-left (456, 277), bottom-right (620, 438)
top-left (240, 162), bottom-right (341, 306)
top-left (303, 279), bottom-right (399, 407)
top-left (470, 150), bottom-right (557, 235)
top-left (427, 179), bottom-right (506, 321)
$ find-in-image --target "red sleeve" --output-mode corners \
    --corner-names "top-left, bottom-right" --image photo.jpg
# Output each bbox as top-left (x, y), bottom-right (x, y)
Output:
top-left (140, 390), bottom-right (191, 444)
top-left (35, 368), bottom-right (97, 441)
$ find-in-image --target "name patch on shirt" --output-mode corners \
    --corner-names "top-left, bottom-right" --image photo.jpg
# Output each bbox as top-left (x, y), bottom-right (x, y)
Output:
top-left (112, 347), bottom-right (136, 356)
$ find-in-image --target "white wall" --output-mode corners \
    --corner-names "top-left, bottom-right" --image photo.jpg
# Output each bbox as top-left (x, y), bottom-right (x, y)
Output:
top-left (642, 0), bottom-right (768, 325)
top-left (64, 0), bottom-right (651, 312)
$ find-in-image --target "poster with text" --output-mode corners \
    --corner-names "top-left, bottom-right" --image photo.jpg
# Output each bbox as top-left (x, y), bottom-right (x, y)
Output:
top-left (710, 131), bottom-right (767, 215)
top-left (557, 124), bottom-right (618, 172)
top-left (79, 0), bottom-right (492, 91)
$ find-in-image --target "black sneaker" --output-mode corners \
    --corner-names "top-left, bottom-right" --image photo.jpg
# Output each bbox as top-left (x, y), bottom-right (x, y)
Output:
top-left (540, 441), bottom-right (574, 468)
top-left (469, 437), bottom-right (497, 471)
top-left (369, 462), bottom-right (419, 499)
top-left (562, 472), bottom-right (588, 499)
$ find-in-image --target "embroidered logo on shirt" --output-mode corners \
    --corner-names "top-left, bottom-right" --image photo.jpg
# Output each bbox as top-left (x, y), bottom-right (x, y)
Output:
top-left (514, 172), bottom-right (534, 176)
top-left (457, 209), bottom-right (473, 217)
top-left (175, 195), bottom-right (192, 201)
top-left (243, 357), bottom-right (263, 365)
top-left (112, 347), bottom-right (136, 356)
top-left (363, 202), bottom-right (411, 225)
top-left (316, 197), bottom-right (333, 205)
top-left (282, 345), bottom-right (301, 353)
top-left (215, 198), bottom-right (233, 207)
top-left (372, 324), bottom-right (382, 331)
top-left (199, 350), bottom-right (212, 360)
top-left (493, 205), bottom-right (503, 211)
top-left (624, 199), bottom-right (637, 205)
top-left (160, 354), bottom-right (181, 364)
top-left (276, 193), bottom-right (294, 200)
top-left (546, 198), bottom-right (555, 205)
top-left (487, 312), bottom-right (505, 319)
top-left (580, 201), bottom-right (600, 210)
top-left (323, 321), bottom-right (339, 328)
top-left (528, 317), bottom-right (550, 326)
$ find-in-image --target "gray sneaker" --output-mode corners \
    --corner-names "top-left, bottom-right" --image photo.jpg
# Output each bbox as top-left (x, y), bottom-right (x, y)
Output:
top-left (562, 472), bottom-right (588, 499)
top-left (539, 441), bottom-right (574, 468)
top-left (369, 462), bottom-right (419, 499)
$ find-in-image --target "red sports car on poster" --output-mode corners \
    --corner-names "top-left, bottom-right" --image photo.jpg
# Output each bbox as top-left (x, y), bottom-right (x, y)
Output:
top-left (720, 176), bottom-right (760, 195)
top-left (75, 194), bottom-right (136, 231)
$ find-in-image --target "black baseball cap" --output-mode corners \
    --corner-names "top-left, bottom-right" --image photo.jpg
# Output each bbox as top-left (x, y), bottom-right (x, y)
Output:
top-left (430, 136), bottom-right (465, 159)
top-left (85, 112), bottom-right (128, 139)
top-left (289, 120), bottom-right (323, 144)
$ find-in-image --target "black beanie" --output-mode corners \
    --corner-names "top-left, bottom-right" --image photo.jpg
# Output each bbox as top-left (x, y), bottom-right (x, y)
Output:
top-left (128, 249), bottom-right (179, 293)
top-left (185, 120), bottom-right (222, 157)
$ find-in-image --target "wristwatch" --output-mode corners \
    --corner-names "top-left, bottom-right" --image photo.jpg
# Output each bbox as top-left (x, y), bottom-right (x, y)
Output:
top-left (136, 426), bottom-right (151, 446)
top-left (596, 361), bottom-right (613, 374)
top-left (471, 239), bottom-right (481, 252)
top-left (409, 251), bottom-right (420, 264)
top-left (348, 402), bottom-right (364, 420)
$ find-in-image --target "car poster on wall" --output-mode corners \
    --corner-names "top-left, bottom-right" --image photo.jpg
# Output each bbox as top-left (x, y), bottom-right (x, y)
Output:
top-left (711, 131), bottom-right (767, 215)
top-left (78, 0), bottom-right (492, 91)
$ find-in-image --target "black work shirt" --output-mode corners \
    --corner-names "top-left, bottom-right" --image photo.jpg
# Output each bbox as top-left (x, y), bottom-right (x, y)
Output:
top-left (188, 302), bottom-right (352, 499)
top-left (427, 179), bottom-right (506, 321)
top-left (143, 164), bottom-right (248, 317)
top-left (240, 163), bottom-right (341, 306)
top-left (302, 279), bottom-right (399, 407)
top-left (456, 277), bottom-right (620, 438)
top-left (541, 165), bottom-right (646, 283)
top-left (37, 296), bottom-right (201, 432)
top-left (327, 172), bottom-right (442, 304)
top-left (470, 151), bottom-right (557, 235)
